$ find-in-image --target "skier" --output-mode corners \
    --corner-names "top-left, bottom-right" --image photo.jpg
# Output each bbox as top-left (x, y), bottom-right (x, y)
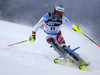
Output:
top-left (28, 4), bottom-right (88, 69)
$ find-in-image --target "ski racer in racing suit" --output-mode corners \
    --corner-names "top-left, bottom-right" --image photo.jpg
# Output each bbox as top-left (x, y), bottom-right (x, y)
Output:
top-left (28, 4), bottom-right (89, 69)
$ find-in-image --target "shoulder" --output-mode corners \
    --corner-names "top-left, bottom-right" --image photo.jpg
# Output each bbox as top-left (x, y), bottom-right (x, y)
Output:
top-left (43, 13), bottom-right (49, 22)
top-left (62, 16), bottom-right (69, 21)
top-left (43, 13), bottom-right (49, 18)
top-left (62, 16), bottom-right (70, 22)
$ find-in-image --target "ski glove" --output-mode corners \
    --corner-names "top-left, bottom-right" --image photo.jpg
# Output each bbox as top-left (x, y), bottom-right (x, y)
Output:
top-left (73, 25), bottom-right (82, 33)
top-left (28, 34), bottom-right (36, 43)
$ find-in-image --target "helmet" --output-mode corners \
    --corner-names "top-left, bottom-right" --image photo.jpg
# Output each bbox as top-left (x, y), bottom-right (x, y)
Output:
top-left (54, 4), bottom-right (65, 13)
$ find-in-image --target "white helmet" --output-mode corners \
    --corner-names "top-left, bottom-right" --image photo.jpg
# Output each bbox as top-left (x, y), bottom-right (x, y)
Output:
top-left (54, 4), bottom-right (65, 13)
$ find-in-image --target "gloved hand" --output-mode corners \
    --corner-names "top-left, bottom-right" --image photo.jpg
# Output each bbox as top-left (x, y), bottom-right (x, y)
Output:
top-left (28, 34), bottom-right (36, 43)
top-left (73, 25), bottom-right (82, 33)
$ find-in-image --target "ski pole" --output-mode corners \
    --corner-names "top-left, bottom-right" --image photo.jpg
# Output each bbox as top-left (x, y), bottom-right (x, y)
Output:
top-left (79, 30), bottom-right (100, 47)
top-left (82, 32), bottom-right (100, 47)
top-left (59, 47), bottom-right (80, 58)
top-left (8, 40), bottom-right (28, 46)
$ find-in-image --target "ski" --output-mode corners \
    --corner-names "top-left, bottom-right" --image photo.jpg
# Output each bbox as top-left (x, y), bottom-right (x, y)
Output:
top-left (54, 59), bottom-right (90, 70)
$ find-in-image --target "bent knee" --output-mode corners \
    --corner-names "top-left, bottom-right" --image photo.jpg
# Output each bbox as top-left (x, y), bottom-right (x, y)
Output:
top-left (46, 37), bottom-right (55, 43)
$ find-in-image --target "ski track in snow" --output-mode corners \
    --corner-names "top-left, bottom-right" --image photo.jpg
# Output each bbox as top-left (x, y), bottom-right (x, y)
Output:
top-left (0, 20), bottom-right (100, 75)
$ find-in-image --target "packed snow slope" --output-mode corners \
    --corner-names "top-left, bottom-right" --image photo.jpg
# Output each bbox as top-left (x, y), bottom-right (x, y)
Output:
top-left (0, 20), bottom-right (100, 75)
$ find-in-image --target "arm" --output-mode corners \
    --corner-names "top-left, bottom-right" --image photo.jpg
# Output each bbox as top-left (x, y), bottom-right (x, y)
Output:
top-left (32, 13), bottom-right (49, 34)
top-left (62, 16), bottom-right (81, 33)
top-left (62, 16), bottom-right (74, 29)
top-left (29, 13), bottom-right (48, 43)
top-left (32, 17), bottom-right (44, 34)
top-left (28, 17), bottom-right (44, 43)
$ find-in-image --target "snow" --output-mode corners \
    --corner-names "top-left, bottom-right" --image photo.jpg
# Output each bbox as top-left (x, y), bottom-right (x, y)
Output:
top-left (0, 20), bottom-right (100, 75)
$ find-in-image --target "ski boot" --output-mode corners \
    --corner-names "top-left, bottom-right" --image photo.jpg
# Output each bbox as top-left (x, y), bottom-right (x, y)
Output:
top-left (77, 59), bottom-right (89, 70)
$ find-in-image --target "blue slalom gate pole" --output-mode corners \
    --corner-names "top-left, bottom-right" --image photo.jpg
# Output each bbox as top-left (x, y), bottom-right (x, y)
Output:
top-left (59, 47), bottom-right (80, 58)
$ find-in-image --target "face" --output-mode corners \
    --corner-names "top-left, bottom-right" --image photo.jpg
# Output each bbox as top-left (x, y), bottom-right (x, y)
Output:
top-left (54, 11), bottom-right (63, 19)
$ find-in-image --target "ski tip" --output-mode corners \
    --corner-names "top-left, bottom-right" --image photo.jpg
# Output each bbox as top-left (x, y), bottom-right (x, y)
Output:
top-left (79, 63), bottom-right (90, 70)
top-left (54, 59), bottom-right (62, 63)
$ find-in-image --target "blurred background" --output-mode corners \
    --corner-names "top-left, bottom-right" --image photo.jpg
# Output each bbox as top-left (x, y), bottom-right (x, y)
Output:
top-left (0, 0), bottom-right (100, 45)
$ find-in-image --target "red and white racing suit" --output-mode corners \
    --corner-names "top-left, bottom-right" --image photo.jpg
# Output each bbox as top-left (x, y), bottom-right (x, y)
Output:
top-left (32, 12), bottom-right (74, 47)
